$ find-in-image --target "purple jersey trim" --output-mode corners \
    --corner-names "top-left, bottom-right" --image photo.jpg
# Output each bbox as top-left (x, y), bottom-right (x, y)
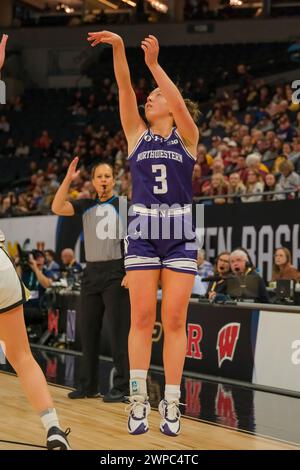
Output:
top-left (127, 129), bottom-right (148, 160)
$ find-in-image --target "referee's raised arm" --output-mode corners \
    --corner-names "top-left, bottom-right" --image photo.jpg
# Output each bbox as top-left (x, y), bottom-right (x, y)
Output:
top-left (51, 157), bottom-right (80, 216)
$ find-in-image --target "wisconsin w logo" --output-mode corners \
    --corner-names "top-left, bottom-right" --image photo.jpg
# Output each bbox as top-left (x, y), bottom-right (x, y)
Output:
top-left (215, 384), bottom-right (238, 428)
top-left (217, 323), bottom-right (240, 367)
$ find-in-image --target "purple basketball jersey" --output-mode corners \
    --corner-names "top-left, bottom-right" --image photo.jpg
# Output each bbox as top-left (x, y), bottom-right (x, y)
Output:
top-left (128, 127), bottom-right (195, 207)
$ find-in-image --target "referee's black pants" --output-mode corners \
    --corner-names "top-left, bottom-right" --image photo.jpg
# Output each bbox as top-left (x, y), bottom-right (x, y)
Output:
top-left (78, 259), bottom-right (130, 394)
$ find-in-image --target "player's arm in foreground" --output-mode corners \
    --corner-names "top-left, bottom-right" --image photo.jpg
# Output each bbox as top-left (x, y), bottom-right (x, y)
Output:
top-left (141, 34), bottom-right (199, 150)
top-left (87, 30), bottom-right (146, 151)
top-left (0, 33), bottom-right (8, 72)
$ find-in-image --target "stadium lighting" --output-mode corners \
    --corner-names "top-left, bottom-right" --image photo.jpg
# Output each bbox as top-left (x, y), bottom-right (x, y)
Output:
top-left (97, 0), bottom-right (118, 9)
top-left (229, 0), bottom-right (243, 5)
top-left (65, 6), bottom-right (74, 14)
top-left (122, 0), bottom-right (137, 7)
top-left (147, 1), bottom-right (168, 14)
top-left (56, 3), bottom-right (75, 13)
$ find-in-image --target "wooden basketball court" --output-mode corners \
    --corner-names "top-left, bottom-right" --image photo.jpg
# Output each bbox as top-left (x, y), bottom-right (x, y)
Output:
top-left (0, 371), bottom-right (298, 450)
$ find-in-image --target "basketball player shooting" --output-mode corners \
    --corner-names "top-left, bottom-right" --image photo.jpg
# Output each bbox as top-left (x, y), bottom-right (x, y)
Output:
top-left (87, 30), bottom-right (200, 436)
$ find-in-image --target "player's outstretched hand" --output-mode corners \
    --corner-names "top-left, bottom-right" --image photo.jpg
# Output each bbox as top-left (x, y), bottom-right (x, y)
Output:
top-left (66, 157), bottom-right (81, 182)
top-left (87, 31), bottom-right (123, 48)
top-left (0, 34), bottom-right (8, 71)
top-left (141, 35), bottom-right (159, 68)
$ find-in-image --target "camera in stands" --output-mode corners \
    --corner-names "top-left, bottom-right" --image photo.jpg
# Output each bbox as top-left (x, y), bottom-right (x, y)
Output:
top-left (17, 243), bottom-right (43, 271)
top-left (276, 280), bottom-right (295, 304)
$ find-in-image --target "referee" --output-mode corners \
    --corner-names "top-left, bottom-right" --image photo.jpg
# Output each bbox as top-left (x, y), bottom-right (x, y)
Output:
top-left (52, 157), bottom-right (130, 402)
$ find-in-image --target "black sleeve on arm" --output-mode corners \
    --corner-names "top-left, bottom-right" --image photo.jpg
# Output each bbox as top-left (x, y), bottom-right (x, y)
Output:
top-left (69, 199), bottom-right (93, 216)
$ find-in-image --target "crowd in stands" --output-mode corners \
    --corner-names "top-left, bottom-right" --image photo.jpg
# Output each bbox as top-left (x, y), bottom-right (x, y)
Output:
top-left (1, 42), bottom-right (300, 217)
top-left (196, 246), bottom-right (300, 303)
top-left (12, 246), bottom-right (82, 334)
top-left (15, 244), bottom-right (300, 329)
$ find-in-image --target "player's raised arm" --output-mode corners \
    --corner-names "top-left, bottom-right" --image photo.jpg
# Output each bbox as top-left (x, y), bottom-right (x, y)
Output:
top-left (0, 34), bottom-right (8, 72)
top-left (141, 35), bottom-right (199, 151)
top-left (87, 31), bottom-right (146, 150)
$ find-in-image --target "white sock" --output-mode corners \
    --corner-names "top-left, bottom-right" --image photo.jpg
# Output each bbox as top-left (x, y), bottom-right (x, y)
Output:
top-left (40, 408), bottom-right (60, 432)
top-left (130, 369), bottom-right (148, 400)
top-left (165, 385), bottom-right (181, 404)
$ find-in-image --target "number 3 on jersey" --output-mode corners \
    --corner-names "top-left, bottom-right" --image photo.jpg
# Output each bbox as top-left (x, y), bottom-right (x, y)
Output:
top-left (152, 164), bottom-right (168, 194)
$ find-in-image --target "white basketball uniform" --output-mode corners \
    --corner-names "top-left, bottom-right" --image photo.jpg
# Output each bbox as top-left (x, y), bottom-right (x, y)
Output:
top-left (0, 239), bottom-right (30, 314)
